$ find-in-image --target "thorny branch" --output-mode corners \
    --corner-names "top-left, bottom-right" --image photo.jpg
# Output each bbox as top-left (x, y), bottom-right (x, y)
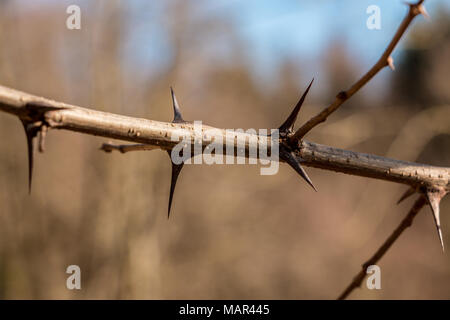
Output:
top-left (0, 0), bottom-right (447, 299)
top-left (0, 84), bottom-right (447, 190)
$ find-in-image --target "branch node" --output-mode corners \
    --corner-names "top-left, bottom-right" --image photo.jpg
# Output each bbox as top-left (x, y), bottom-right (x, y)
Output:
top-left (99, 143), bottom-right (113, 153)
top-left (336, 91), bottom-right (348, 100)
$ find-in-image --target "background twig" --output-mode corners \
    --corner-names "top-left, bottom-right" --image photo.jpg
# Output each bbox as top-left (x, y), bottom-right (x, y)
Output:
top-left (337, 196), bottom-right (427, 300)
top-left (292, 0), bottom-right (427, 140)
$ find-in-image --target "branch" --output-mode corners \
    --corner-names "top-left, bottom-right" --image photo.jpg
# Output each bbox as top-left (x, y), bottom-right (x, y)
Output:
top-left (292, 0), bottom-right (428, 141)
top-left (337, 196), bottom-right (427, 300)
top-left (0, 84), bottom-right (448, 191)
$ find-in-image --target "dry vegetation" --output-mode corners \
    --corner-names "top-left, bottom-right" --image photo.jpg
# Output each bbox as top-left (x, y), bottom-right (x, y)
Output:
top-left (0, 0), bottom-right (449, 299)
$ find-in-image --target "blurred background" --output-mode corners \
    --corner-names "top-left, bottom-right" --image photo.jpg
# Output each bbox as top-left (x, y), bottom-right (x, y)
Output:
top-left (0, 0), bottom-right (449, 299)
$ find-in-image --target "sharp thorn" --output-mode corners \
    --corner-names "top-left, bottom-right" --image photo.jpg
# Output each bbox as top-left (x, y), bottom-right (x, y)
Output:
top-left (167, 150), bottom-right (185, 218)
top-left (278, 78), bottom-right (314, 135)
top-left (425, 188), bottom-right (447, 252)
top-left (18, 102), bottom-right (60, 194)
top-left (21, 120), bottom-right (39, 194)
top-left (397, 187), bottom-right (416, 204)
top-left (387, 56), bottom-right (395, 71)
top-left (170, 87), bottom-right (185, 124)
top-left (280, 146), bottom-right (317, 192)
top-left (418, 4), bottom-right (429, 18)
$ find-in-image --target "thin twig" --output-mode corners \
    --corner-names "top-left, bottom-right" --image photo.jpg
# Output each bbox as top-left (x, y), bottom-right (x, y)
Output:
top-left (337, 196), bottom-right (427, 300)
top-left (292, 0), bottom-right (427, 141)
top-left (100, 142), bottom-right (158, 153)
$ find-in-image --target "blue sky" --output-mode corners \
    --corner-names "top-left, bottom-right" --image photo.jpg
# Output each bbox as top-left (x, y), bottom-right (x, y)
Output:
top-left (208, 0), bottom-right (449, 77)
top-left (118, 0), bottom-right (450, 87)
top-left (18, 0), bottom-right (450, 89)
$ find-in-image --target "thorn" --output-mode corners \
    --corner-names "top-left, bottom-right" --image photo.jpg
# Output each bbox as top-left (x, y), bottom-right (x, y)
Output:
top-left (170, 87), bottom-right (185, 124)
top-left (18, 102), bottom-right (61, 194)
top-left (418, 4), bottom-right (429, 18)
top-left (280, 145), bottom-right (317, 192)
top-left (167, 150), bottom-right (185, 218)
top-left (397, 187), bottom-right (416, 204)
top-left (278, 78), bottom-right (314, 135)
top-left (387, 56), bottom-right (395, 71)
top-left (425, 187), bottom-right (447, 252)
top-left (21, 120), bottom-right (40, 194)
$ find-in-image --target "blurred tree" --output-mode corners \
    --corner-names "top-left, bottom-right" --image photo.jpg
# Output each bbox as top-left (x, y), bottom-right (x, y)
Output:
top-left (390, 8), bottom-right (450, 109)
top-left (322, 39), bottom-right (365, 109)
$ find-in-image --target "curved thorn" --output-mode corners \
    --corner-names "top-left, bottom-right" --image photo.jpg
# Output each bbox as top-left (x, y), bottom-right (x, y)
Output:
top-left (280, 146), bottom-right (317, 192)
top-left (397, 187), bottom-right (415, 204)
top-left (170, 87), bottom-right (184, 123)
top-left (278, 78), bottom-right (314, 135)
top-left (167, 150), bottom-right (185, 218)
top-left (425, 188), bottom-right (446, 252)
